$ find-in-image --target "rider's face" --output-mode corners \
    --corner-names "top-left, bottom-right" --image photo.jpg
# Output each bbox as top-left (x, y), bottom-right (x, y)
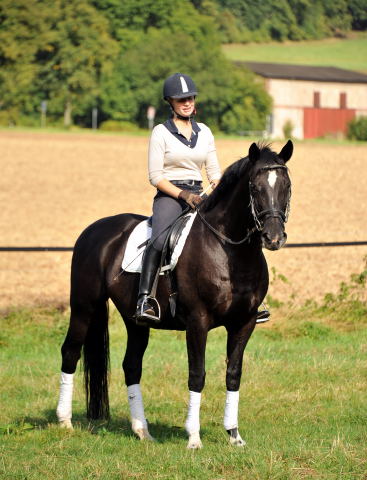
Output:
top-left (170, 96), bottom-right (195, 117)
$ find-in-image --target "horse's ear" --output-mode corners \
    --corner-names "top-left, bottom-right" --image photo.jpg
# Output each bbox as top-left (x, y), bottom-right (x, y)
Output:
top-left (278, 140), bottom-right (293, 163)
top-left (249, 142), bottom-right (260, 163)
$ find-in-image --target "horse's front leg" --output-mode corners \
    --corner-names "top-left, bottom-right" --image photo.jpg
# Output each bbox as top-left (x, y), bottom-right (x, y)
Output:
top-left (224, 317), bottom-right (256, 447)
top-left (185, 320), bottom-right (208, 449)
top-left (122, 321), bottom-right (154, 441)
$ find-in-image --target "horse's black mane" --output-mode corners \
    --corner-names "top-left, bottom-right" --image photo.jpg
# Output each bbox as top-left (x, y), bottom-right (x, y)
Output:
top-left (201, 142), bottom-right (281, 212)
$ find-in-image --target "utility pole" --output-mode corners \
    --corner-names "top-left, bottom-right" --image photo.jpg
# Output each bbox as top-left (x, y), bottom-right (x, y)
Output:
top-left (41, 101), bottom-right (47, 128)
top-left (92, 107), bottom-right (98, 130)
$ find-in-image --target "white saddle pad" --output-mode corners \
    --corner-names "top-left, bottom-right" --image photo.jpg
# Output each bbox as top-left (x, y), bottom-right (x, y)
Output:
top-left (121, 212), bottom-right (197, 273)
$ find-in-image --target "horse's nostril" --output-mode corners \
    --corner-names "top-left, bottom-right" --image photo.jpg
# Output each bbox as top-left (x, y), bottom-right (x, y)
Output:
top-left (262, 232), bottom-right (272, 243)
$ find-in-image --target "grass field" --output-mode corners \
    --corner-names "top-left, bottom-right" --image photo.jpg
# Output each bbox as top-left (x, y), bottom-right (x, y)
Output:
top-left (1, 130), bottom-right (366, 478)
top-left (1, 282), bottom-right (366, 480)
top-left (222, 33), bottom-right (367, 73)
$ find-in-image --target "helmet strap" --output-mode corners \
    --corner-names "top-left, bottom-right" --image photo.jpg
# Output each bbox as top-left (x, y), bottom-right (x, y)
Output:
top-left (168, 102), bottom-right (196, 121)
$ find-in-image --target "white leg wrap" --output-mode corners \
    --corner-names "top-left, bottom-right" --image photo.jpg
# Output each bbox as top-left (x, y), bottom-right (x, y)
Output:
top-left (127, 384), bottom-right (148, 432)
top-left (185, 391), bottom-right (201, 435)
top-left (224, 390), bottom-right (239, 430)
top-left (56, 372), bottom-right (74, 424)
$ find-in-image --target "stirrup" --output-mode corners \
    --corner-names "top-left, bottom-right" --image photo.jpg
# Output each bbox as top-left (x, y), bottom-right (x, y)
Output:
top-left (256, 305), bottom-right (270, 324)
top-left (135, 296), bottom-right (161, 326)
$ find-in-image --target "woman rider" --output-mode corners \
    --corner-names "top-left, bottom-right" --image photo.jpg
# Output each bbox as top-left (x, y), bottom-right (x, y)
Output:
top-left (135, 72), bottom-right (270, 324)
top-left (135, 73), bottom-right (221, 324)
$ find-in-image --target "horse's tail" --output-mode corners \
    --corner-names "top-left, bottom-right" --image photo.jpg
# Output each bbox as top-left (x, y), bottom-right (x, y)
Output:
top-left (83, 299), bottom-right (110, 419)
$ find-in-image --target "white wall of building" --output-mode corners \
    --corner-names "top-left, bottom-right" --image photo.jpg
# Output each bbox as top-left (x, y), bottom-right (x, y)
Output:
top-left (271, 107), bottom-right (304, 139)
top-left (267, 78), bottom-right (367, 109)
top-left (265, 78), bottom-right (367, 139)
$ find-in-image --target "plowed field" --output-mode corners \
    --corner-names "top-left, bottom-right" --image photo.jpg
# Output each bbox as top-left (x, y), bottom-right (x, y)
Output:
top-left (0, 130), bottom-right (366, 310)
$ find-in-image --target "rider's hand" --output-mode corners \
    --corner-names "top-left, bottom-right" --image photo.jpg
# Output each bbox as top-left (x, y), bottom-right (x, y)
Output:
top-left (178, 190), bottom-right (203, 209)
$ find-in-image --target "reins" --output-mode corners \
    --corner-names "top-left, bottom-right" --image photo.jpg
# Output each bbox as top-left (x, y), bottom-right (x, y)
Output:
top-left (196, 207), bottom-right (258, 245)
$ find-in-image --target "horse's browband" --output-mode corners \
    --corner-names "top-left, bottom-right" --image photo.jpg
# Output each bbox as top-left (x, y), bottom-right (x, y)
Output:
top-left (258, 164), bottom-right (287, 172)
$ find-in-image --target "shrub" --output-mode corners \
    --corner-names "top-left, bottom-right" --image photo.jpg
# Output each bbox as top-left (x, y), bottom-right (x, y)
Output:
top-left (282, 119), bottom-right (294, 139)
top-left (99, 120), bottom-right (140, 132)
top-left (347, 116), bottom-right (367, 141)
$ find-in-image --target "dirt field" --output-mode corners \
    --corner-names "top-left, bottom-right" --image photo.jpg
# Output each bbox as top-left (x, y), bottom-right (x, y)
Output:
top-left (0, 130), bottom-right (366, 311)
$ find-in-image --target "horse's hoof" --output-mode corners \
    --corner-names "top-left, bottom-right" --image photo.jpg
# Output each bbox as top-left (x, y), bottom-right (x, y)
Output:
top-left (227, 428), bottom-right (246, 447)
top-left (134, 428), bottom-right (155, 441)
top-left (59, 419), bottom-right (73, 430)
top-left (229, 435), bottom-right (246, 447)
top-left (187, 432), bottom-right (203, 449)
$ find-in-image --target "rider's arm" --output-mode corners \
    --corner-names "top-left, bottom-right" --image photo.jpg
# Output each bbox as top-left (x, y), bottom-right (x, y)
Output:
top-left (155, 178), bottom-right (182, 199)
top-left (204, 126), bottom-right (221, 189)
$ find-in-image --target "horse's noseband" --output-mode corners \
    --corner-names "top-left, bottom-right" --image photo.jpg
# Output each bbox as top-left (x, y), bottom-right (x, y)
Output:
top-left (249, 165), bottom-right (291, 232)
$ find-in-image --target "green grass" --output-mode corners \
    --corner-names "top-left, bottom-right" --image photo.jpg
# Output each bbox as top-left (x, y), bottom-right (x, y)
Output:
top-left (1, 281), bottom-right (366, 480)
top-left (223, 33), bottom-right (367, 73)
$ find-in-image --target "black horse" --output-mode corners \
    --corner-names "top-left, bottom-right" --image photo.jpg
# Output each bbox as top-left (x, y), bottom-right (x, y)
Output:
top-left (57, 140), bottom-right (293, 449)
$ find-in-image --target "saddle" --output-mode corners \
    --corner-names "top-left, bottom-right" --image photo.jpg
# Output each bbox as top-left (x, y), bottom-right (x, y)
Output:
top-left (121, 211), bottom-right (197, 318)
top-left (155, 212), bottom-right (193, 317)
top-left (121, 212), bottom-right (196, 274)
top-left (162, 212), bottom-right (192, 270)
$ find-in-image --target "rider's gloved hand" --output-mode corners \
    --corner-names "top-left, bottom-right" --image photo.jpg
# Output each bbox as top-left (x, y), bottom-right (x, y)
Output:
top-left (178, 190), bottom-right (202, 209)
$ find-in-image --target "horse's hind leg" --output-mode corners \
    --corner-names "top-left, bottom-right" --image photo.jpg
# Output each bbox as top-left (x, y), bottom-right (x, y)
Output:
top-left (57, 302), bottom-right (96, 428)
top-left (122, 321), bottom-right (154, 441)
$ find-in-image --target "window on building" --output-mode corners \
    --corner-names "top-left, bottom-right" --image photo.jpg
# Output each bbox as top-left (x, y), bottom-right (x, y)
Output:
top-left (313, 91), bottom-right (320, 108)
top-left (340, 92), bottom-right (347, 109)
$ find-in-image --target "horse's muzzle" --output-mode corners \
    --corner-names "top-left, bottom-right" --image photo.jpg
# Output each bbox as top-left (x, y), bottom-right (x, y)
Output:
top-left (261, 226), bottom-right (287, 251)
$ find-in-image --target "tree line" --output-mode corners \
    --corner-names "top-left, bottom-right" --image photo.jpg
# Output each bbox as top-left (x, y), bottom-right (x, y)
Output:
top-left (0, 0), bottom-right (365, 133)
top-left (211, 0), bottom-right (366, 43)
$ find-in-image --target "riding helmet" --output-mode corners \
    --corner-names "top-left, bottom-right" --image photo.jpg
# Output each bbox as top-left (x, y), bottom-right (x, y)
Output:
top-left (163, 73), bottom-right (198, 100)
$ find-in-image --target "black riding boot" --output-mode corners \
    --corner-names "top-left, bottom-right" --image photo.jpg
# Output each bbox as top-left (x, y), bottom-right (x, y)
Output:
top-left (135, 243), bottom-right (162, 325)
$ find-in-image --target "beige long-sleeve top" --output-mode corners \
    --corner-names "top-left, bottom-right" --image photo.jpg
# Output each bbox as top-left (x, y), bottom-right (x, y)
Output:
top-left (148, 119), bottom-right (222, 187)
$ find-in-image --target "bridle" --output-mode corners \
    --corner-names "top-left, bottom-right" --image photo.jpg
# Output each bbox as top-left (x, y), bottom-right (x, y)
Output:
top-left (249, 164), bottom-right (291, 232)
top-left (196, 164), bottom-right (291, 245)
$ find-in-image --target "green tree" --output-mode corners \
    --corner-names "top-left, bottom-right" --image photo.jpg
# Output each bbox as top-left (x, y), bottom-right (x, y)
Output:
top-left (100, 26), bottom-right (271, 133)
top-left (348, 0), bottom-right (367, 30)
top-left (321, 0), bottom-right (352, 35)
top-left (0, 0), bottom-right (272, 130)
top-left (213, 0), bottom-right (358, 41)
top-left (0, 0), bottom-right (51, 124)
top-left (92, 0), bottom-right (216, 49)
top-left (287, 0), bottom-right (327, 39)
top-left (0, 0), bottom-right (118, 126)
top-left (36, 0), bottom-right (118, 126)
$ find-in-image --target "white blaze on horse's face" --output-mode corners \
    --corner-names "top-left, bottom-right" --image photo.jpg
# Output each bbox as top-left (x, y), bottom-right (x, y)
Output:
top-left (267, 170), bottom-right (277, 189)
top-left (267, 170), bottom-right (278, 206)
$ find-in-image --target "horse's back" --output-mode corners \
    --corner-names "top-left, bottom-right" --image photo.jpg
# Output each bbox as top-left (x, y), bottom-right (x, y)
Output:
top-left (74, 213), bottom-right (146, 249)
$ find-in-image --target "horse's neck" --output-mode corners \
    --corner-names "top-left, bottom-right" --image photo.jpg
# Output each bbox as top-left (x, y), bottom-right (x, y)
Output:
top-left (206, 176), bottom-right (253, 240)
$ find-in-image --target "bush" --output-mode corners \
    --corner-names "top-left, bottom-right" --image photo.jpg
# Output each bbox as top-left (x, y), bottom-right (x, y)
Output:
top-left (282, 119), bottom-right (294, 139)
top-left (99, 120), bottom-right (140, 132)
top-left (347, 116), bottom-right (367, 141)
